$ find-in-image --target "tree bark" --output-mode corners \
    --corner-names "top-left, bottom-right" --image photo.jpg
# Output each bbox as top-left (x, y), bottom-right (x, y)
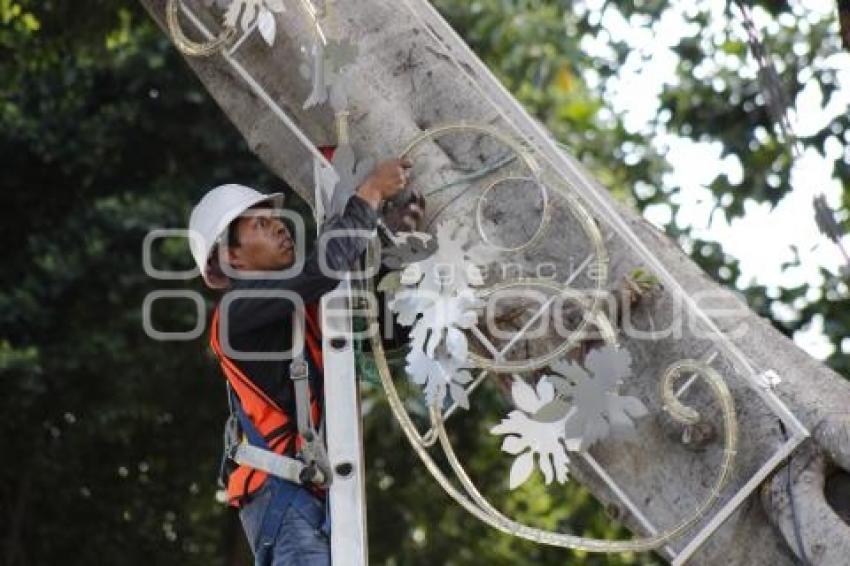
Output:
top-left (139, 1), bottom-right (850, 563)
top-left (839, 0), bottom-right (850, 51)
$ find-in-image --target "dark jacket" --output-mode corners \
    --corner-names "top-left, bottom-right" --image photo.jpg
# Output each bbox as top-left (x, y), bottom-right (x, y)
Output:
top-left (214, 196), bottom-right (378, 505)
top-left (218, 195), bottom-right (377, 451)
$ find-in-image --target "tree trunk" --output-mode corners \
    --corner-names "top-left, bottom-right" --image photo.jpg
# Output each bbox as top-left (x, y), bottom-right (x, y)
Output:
top-left (839, 0), bottom-right (850, 51)
top-left (139, 1), bottom-right (850, 563)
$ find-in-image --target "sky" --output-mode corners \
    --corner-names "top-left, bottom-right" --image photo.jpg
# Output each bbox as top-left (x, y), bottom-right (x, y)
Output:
top-left (582, 0), bottom-right (849, 360)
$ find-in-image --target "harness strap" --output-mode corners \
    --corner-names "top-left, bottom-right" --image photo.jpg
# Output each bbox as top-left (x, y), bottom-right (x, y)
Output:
top-left (291, 309), bottom-right (332, 485)
top-left (232, 444), bottom-right (306, 483)
top-left (290, 309), bottom-right (312, 437)
top-left (226, 385), bottom-right (308, 485)
top-left (228, 384), bottom-right (323, 565)
top-left (211, 304), bottom-right (333, 556)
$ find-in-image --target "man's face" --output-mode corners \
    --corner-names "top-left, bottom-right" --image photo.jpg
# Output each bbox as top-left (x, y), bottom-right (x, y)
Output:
top-left (226, 206), bottom-right (295, 273)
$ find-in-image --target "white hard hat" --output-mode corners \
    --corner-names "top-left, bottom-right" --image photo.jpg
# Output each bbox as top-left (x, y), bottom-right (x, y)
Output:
top-left (188, 184), bottom-right (284, 287)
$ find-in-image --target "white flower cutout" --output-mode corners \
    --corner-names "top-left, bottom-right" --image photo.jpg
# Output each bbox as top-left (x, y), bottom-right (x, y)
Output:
top-left (546, 346), bottom-right (649, 450)
top-left (490, 376), bottom-right (572, 489)
top-left (223, 0), bottom-right (285, 45)
top-left (402, 288), bottom-right (481, 357)
top-left (405, 348), bottom-right (473, 409)
top-left (392, 288), bottom-right (482, 409)
top-left (389, 219), bottom-right (493, 410)
top-left (381, 232), bottom-right (437, 270)
top-left (299, 39), bottom-right (358, 110)
top-left (324, 143), bottom-right (374, 219)
top-left (491, 347), bottom-right (650, 489)
top-left (204, 0), bottom-right (234, 9)
top-left (400, 219), bottom-right (498, 294)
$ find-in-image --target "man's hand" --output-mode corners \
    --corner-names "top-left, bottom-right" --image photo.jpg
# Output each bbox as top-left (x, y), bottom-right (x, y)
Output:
top-left (382, 189), bottom-right (425, 233)
top-left (356, 158), bottom-right (412, 209)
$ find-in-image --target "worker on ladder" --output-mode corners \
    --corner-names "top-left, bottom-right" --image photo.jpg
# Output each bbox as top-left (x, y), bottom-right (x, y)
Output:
top-left (187, 158), bottom-right (419, 566)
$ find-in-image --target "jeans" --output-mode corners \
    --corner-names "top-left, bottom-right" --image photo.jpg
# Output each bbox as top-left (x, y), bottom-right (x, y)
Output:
top-left (239, 481), bottom-right (331, 566)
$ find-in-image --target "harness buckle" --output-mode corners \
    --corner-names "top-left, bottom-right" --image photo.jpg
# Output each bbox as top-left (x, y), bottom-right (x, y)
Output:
top-left (223, 414), bottom-right (240, 457)
top-left (299, 429), bottom-right (333, 488)
top-left (290, 358), bottom-right (309, 381)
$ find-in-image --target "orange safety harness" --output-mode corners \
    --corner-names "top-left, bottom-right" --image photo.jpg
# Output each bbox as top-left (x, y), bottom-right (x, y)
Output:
top-left (209, 302), bottom-right (325, 507)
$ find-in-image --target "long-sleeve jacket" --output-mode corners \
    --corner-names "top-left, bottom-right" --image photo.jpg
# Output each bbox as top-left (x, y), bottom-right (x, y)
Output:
top-left (212, 195), bottom-right (378, 505)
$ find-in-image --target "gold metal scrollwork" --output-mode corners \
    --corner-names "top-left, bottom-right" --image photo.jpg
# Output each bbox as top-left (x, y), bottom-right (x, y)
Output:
top-left (361, 124), bottom-right (740, 552)
top-left (166, 0), bottom-right (236, 57)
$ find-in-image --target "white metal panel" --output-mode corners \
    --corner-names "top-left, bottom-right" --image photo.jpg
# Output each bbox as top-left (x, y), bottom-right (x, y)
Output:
top-left (322, 281), bottom-right (368, 566)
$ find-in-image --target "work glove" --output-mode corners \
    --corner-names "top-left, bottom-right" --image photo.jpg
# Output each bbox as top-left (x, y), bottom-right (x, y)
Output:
top-left (381, 189), bottom-right (426, 233)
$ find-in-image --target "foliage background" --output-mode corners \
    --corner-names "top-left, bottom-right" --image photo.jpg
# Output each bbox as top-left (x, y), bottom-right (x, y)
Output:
top-left (0, 0), bottom-right (847, 564)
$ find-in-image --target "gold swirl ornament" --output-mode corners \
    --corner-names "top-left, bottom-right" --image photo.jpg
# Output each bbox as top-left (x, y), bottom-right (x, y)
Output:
top-left (166, 0), bottom-right (236, 57)
top-left (357, 123), bottom-right (739, 553)
top-left (397, 123), bottom-right (610, 373)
